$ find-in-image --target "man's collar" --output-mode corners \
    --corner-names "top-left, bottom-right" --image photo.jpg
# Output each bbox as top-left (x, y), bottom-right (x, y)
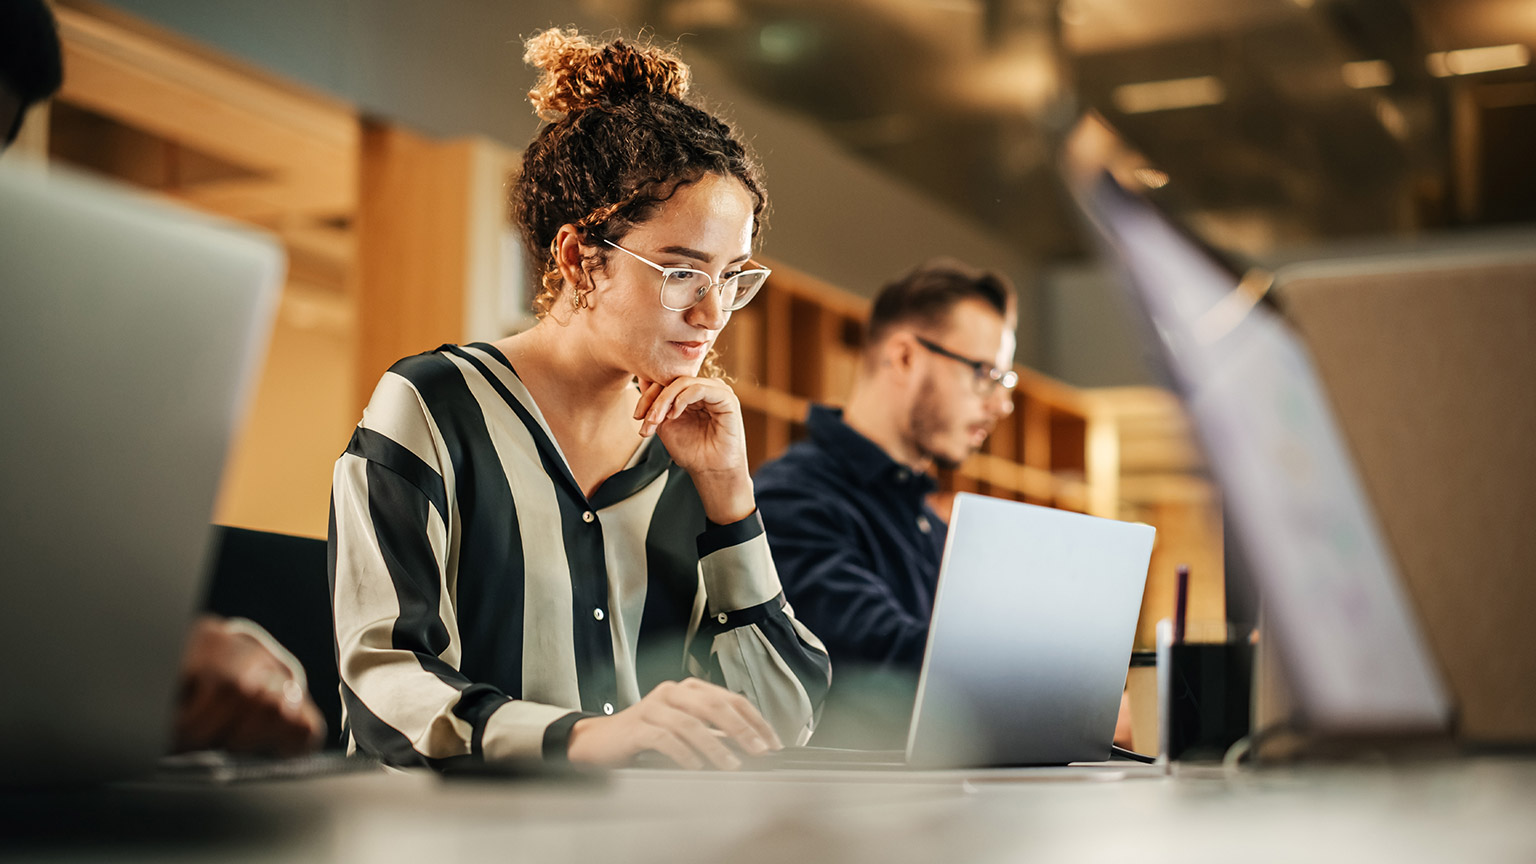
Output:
top-left (805, 404), bottom-right (936, 494)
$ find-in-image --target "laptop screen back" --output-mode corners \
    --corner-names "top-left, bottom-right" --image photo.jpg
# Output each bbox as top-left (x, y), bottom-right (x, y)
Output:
top-left (907, 494), bottom-right (1154, 767)
top-left (1062, 118), bottom-right (1452, 735)
top-left (0, 163), bottom-right (282, 785)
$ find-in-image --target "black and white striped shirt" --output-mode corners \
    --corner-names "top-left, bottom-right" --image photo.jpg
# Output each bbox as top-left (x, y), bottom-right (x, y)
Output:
top-left (329, 343), bottom-right (830, 767)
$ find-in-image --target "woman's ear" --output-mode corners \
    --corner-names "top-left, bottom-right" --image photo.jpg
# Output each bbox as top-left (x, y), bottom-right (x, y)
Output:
top-left (551, 224), bottom-right (589, 292)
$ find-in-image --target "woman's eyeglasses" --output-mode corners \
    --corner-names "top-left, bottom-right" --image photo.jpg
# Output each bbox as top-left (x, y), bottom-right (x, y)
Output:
top-left (604, 239), bottom-right (770, 312)
top-left (914, 335), bottom-right (1019, 397)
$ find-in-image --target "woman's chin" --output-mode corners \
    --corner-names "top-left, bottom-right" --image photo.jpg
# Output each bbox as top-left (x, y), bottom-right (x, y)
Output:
top-left (639, 357), bottom-right (703, 385)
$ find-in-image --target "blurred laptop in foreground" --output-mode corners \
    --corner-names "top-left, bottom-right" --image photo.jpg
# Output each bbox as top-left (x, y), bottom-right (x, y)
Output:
top-left (1062, 114), bottom-right (1461, 751)
top-left (0, 160), bottom-right (283, 786)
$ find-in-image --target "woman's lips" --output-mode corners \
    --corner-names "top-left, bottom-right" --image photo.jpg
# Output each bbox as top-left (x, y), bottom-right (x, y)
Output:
top-left (670, 341), bottom-right (707, 358)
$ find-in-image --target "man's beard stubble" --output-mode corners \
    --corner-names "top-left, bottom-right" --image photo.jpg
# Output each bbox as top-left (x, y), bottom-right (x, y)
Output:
top-left (908, 375), bottom-right (965, 472)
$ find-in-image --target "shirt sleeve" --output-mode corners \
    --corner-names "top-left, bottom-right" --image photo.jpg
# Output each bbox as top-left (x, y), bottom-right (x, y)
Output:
top-left (686, 512), bottom-right (832, 746)
top-left (756, 487), bottom-right (930, 670)
top-left (329, 371), bottom-right (582, 767)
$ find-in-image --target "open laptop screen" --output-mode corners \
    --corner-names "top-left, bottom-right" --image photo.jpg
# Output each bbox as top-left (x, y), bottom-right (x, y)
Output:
top-left (1061, 117), bottom-right (1451, 735)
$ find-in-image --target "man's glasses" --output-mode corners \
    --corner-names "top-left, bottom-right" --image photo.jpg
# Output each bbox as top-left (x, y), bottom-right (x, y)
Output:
top-left (914, 335), bottom-right (1019, 397)
top-left (603, 239), bottom-right (770, 312)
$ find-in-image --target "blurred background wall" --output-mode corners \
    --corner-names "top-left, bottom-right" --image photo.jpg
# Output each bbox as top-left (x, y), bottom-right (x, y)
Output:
top-left (23, 1), bottom-right (1532, 671)
top-left (96, 0), bottom-right (1048, 367)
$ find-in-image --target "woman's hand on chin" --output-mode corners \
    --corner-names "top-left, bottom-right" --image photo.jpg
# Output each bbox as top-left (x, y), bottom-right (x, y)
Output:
top-left (635, 375), bottom-right (755, 524)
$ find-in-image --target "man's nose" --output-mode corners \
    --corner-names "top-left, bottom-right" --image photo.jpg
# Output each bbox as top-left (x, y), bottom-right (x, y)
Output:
top-left (987, 385), bottom-right (1015, 418)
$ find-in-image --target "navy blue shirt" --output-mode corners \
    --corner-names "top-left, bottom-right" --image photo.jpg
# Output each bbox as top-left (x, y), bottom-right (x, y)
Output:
top-left (754, 405), bottom-right (947, 673)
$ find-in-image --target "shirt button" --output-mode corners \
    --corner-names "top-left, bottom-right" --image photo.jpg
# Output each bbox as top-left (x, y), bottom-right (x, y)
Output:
top-left (896, 469), bottom-right (910, 482)
top-left (582, 511), bottom-right (595, 523)
top-left (593, 608), bottom-right (605, 621)
top-left (602, 703), bottom-right (615, 715)
top-left (717, 613), bottom-right (728, 624)
top-left (917, 515), bottom-right (931, 534)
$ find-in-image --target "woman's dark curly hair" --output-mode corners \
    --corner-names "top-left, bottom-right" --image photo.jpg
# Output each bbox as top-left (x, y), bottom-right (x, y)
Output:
top-left (512, 29), bottom-right (769, 332)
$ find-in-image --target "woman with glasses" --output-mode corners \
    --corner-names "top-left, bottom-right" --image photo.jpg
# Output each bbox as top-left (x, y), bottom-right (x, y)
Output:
top-left (330, 29), bottom-right (829, 770)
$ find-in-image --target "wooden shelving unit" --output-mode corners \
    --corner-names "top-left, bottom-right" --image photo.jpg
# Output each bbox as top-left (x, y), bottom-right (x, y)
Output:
top-left (717, 260), bottom-right (1120, 520)
top-left (1093, 387), bottom-right (1224, 649)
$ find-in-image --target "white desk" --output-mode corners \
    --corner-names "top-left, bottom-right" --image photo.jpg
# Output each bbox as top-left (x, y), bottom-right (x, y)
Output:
top-left (5, 758), bottom-right (1534, 863)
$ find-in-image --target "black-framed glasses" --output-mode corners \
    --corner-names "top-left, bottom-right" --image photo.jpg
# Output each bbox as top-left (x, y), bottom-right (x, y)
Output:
top-left (914, 335), bottom-right (1019, 396)
top-left (604, 239), bottom-right (770, 312)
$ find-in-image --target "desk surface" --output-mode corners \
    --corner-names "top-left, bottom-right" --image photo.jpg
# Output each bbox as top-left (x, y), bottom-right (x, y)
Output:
top-left (5, 757), bottom-right (1535, 863)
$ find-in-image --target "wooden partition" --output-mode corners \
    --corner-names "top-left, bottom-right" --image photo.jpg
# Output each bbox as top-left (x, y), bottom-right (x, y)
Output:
top-left (1275, 248), bottom-right (1536, 743)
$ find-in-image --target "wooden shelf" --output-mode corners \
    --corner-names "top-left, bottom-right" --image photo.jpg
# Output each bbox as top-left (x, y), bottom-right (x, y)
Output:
top-left (723, 258), bottom-right (1119, 519)
top-left (1093, 387), bottom-right (1223, 649)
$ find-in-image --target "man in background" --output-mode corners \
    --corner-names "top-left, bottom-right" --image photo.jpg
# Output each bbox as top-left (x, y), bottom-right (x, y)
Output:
top-left (2, 0), bottom-right (324, 757)
top-left (755, 260), bottom-right (1019, 746)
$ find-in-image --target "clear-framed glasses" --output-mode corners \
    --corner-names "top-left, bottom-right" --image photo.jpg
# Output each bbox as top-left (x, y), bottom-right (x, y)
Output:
top-left (603, 239), bottom-right (771, 312)
top-left (914, 335), bottom-right (1019, 397)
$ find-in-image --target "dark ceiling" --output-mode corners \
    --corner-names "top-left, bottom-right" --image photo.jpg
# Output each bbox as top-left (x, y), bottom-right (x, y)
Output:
top-left (599, 0), bottom-right (1536, 264)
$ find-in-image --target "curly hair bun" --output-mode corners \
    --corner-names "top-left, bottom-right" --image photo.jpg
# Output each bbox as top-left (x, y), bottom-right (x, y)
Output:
top-left (524, 28), bottom-right (691, 119)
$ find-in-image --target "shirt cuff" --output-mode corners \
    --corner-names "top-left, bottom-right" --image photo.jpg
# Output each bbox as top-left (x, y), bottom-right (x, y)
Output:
top-left (697, 510), bottom-right (765, 558)
top-left (541, 711), bottom-right (592, 764)
top-left (224, 616), bottom-right (308, 691)
top-left (481, 700), bottom-right (591, 762)
top-left (698, 512), bottom-right (783, 614)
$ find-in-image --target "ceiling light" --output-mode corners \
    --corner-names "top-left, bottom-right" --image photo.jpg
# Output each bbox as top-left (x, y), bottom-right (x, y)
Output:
top-left (1426, 44), bottom-right (1531, 77)
top-left (1112, 76), bottom-right (1225, 114)
top-left (1342, 60), bottom-right (1394, 89)
top-left (758, 22), bottom-right (817, 64)
top-left (1374, 98), bottom-right (1408, 139)
top-left (1132, 167), bottom-right (1169, 189)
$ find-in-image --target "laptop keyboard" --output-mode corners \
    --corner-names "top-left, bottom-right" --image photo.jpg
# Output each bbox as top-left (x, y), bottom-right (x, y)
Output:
top-left (156, 751), bottom-right (383, 784)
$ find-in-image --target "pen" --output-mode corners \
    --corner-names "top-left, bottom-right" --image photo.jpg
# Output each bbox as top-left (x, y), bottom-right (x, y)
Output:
top-left (1173, 564), bottom-right (1189, 644)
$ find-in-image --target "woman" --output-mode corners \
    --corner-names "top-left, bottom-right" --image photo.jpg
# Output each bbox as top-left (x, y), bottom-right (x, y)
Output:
top-left (330, 29), bottom-right (830, 770)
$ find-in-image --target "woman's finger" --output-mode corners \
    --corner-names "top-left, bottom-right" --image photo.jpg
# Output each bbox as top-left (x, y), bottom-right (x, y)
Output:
top-left (726, 689), bottom-right (783, 750)
top-left (633, 380), bottom-right (664, 421)
top-left (671, 679), bottom-right (780, 753)
top-left (658, 380), bottom-right (732, 421)
top-left (662, 383), bottom-right (707, 421)
top-left (641, 379), bottom-right (696, 432)
top-left (642, 725), bottom-right (705, 770)
top-left (645, 703), bottom-right (740, 770)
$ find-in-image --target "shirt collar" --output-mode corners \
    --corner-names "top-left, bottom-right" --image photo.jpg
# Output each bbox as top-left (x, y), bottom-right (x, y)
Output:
top-left (805, 404), bottom-right (936, 496)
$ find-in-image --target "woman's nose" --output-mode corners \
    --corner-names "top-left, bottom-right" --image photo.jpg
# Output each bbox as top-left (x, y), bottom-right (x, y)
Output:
top-left (686, 282), bottom-right (730, 330)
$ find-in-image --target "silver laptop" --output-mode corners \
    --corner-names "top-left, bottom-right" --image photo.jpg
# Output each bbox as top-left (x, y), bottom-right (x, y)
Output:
top-left (0, 162), bottom-right (283, 786)
top-left (775, 493), bottom-right (1154, 770)
top-left (905, 493), bottom-right (1154, 768)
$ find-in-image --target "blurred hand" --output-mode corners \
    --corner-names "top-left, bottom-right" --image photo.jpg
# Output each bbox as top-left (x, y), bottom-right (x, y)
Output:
top-left (566, 678), bottom-right (782, 770)
top-left (172, 615), bottom-right (325, 756)
top-left (635, 376), bottom-right (755, 523)
top-left (1113, 690), bottom-right (1135, 750)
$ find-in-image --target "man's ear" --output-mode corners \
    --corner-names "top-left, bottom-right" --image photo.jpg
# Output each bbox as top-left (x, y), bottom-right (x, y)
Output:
top-left (882, 332), bottom-right (921, 381)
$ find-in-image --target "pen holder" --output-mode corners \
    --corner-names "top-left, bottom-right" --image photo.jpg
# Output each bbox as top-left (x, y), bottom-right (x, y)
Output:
top-left (1155, 619), bottom-right (1254, 762)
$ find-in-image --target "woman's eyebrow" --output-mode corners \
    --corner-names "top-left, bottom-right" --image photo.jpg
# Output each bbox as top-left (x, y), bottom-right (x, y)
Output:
top-left (656, 245), bottom-right (753, 266)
